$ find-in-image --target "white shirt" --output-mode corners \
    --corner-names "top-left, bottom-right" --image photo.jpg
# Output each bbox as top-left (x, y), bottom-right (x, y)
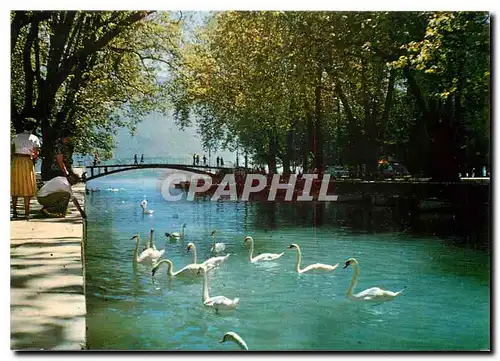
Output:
top-left (12, 131), bottom-right (41, 155)
top-left (38, 176), bottom-right (73, 198)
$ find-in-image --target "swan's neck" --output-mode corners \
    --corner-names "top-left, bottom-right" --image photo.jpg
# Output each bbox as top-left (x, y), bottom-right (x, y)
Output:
top-left (181, 225), bottom-right (185, 237)
top-left (212, 234), bottom-right (216, 248)
top-left (163, 260), bottom-right (174, 276)
top-left (202, 271), bottom-right (210, 302)
top-left (233, 337), bottom-right (248, 351)
top-left (191, 246), bottom-right (197, 264)
top-left (133, 237), bottom-right (140, 262)
top-left (346, 263), bottom-right (359, 299)
top-left (248, 240), bottom-right (254, 262)
top-left (149, 232), bottom-right (154, 248)
top-left (239, 340), bottom-right (248, 351)
top-left (295, 248), bottom-right (302, 273)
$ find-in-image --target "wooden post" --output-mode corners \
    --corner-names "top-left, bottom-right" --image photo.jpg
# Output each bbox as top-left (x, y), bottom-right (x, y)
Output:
top-left (72, 197), bottom-right (87, 219)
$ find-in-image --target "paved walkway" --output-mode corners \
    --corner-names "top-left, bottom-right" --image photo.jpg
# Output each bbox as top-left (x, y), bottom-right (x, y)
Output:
top-left (10, 183), bottom-right (86, 350)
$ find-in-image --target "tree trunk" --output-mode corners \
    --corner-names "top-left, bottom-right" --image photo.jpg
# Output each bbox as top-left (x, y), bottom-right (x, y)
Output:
top-left (364, 110), bottom-right (378, 177)
top-left (429, 100), bottom-right (460, 181)
top-left (361, 61), bottom-right (379, 177)
top-left (335, 82), bottom-right (359, 166)
top-left (403, 67), bottom-right (459, 181)
top-left (282, 129), bottom-right (294, 175)
top-left (407, 109), bottom-right (430, 176)
top-left (40, 121), bottom-right (57, 180)
top-left (304, 108), bottom-right (314, 171)
top-left (314, 83), bottom-right (324, 171)
top-left (379, 69), bottom-right (396, 147)
top-left (267, 134), bottom-right (278, 174)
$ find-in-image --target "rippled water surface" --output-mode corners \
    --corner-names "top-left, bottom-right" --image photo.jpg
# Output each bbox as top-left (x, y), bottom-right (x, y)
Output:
top-left (84, 170), bottom-right (490, 351)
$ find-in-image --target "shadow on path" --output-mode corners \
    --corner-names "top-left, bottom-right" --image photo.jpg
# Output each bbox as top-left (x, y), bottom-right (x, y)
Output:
top-left (11, 185), bottom-right (86, 350)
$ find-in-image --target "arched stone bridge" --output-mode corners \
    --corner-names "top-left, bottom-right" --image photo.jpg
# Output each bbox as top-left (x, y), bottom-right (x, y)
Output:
top-left (83, 163), bottom-right (234, 181)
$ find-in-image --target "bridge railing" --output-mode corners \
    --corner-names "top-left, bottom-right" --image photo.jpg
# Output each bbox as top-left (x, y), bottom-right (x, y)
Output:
top-left (100, 157), bottom-right (192, 166)
top-left (82, 157), bottom-right (241, 180)
top-left (84, 157), bottom-right (237, 168)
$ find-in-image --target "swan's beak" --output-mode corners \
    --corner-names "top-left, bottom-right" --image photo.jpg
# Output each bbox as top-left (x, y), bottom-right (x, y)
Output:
top-left (130, 235), bottom-right (137, 240)
top-left (219, 339), bottom-right (224, 344)
top-left (343, 263), bottom-right (350, 269)
top-left (152, 266), bottom-right (159, 276)
top-left (165, 233), bottom-right (170, 237)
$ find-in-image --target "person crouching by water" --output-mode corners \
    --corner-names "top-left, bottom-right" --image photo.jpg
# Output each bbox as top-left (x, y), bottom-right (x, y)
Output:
top-left (11, 118), bottom-right (41, 220)
top-left (37, 173), bottom-right (80, 218)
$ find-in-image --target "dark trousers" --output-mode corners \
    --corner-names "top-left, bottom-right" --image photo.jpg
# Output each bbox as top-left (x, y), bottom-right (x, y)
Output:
top-left (37, 192), bottom-right (71, 214)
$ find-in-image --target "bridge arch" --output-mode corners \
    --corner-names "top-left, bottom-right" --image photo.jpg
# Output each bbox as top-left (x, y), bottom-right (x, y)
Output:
top-left (83, 163), bottom-right (224, 182)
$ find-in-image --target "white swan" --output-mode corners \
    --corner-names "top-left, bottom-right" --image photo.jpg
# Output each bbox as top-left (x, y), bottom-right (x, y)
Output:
top-left (210, 230), bottom-right (226, 253)
top-left (187, 242), bottom-right (230, 270)
top-left (134, 232), bottom-right (150, 254)
top-left (140, 199), bottom-right (154, 214)
top-left (343, 258), bottom-right (405, 302)
top-left (142, 228), bottom-right (157, 251)
top-left (165, 223), bottom-right (186, 241)
top-left (219, 332), bottom-right (248, 351)
top-left (131, 232), bottom-right (165, 265)
top-left (151, 259), bottom-right (201, 277)
top-left (288, 244), bottom-right (339, 274)
top-left (244, 236), bottom-right (284, 263)
top-left (197, 266), bottom-right (239, 312)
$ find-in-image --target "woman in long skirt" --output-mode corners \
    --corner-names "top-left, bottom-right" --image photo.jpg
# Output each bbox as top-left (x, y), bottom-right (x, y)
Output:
top-left (11, 121), bottom-right (41, 220)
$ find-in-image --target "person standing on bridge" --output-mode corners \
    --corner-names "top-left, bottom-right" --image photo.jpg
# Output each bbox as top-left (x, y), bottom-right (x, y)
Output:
top-left (216, 156), bottom-right (220, 167)
top-left (196, 154), bottom-right (200, 165)
top-left (220, 157), bottom-right (224, 167)
top-left (140, 154), bottom-right (144, 164)
top-left (134, 154), bottom-right (138, 165)
top-left (193, 154), bottom-right (196, 165)
top-left (203, 155), bottom-right (207, 166)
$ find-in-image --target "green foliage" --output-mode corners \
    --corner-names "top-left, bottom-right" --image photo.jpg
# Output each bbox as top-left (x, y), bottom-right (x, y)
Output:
top-left (11, 11), bottom-right (182, 167)
top-left (169, 11), bottom-right (490, 177)
top-left (12, 10), bottom-right (489, 178)
top-left (390, 12), bottom-right (490, 175)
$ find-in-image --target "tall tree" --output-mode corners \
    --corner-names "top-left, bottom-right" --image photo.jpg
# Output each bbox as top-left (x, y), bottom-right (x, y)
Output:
top-left (169, 11), bottom-right (490, 180)
top-left (11, 11), bottom-right (182, 179)
top-left (391, 12), bottom-right (490, 179)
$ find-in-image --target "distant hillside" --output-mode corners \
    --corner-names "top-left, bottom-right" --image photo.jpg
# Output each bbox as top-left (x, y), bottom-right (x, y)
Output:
top-left (113, 112), bottom-right (236, 166)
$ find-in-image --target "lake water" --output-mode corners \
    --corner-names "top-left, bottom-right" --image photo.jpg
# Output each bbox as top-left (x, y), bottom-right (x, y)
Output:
top-left (84, 170), bottom-right (490, 351)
